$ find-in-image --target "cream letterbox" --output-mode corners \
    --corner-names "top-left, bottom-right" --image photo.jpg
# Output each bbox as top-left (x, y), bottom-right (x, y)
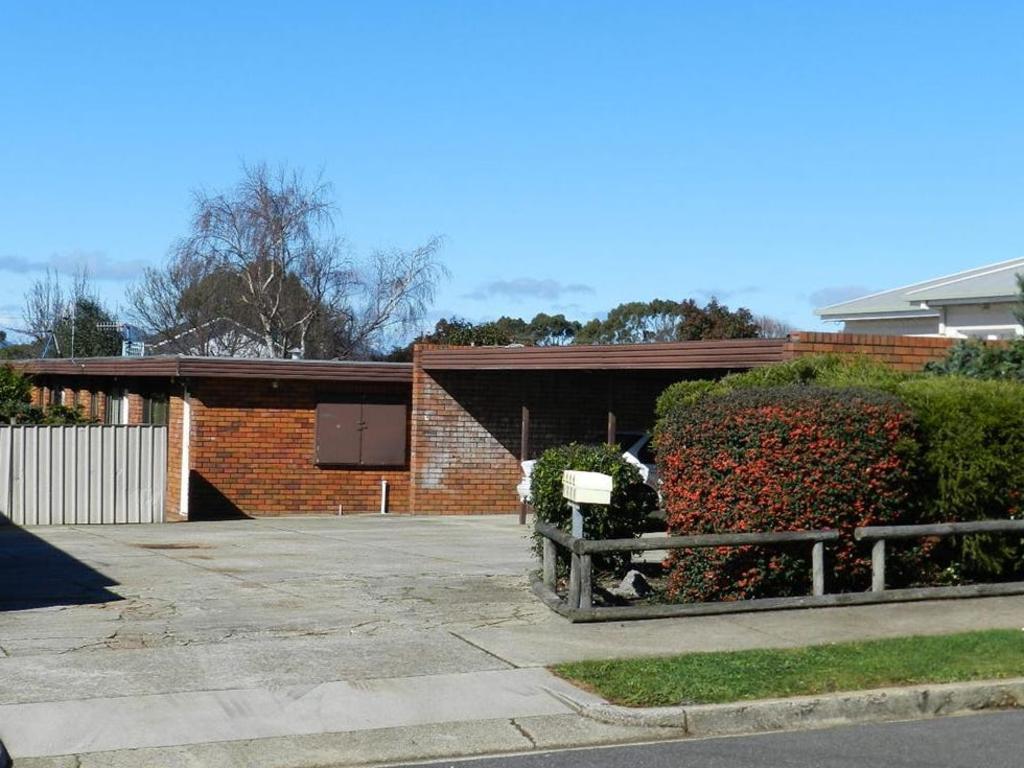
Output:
top-left (561, 470), bottom-right (613, 506)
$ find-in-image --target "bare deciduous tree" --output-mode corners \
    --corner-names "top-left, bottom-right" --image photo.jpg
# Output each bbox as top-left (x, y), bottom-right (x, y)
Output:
top-left (130, 164), bottom-right (446, 359)
top-left (21, 268), bottom-right (120, 357)
top-left (23, 269), bottom-right (78, 346)
top-left (754, 314), bottom-right (795, 339)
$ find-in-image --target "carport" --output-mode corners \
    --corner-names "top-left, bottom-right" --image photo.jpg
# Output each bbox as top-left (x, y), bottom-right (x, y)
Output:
top-left (409, 339), bottom-right (789, 515)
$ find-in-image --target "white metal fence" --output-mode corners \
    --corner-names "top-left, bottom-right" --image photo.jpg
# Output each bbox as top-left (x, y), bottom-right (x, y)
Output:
top-left (0, 425), bottom-right (167, 525)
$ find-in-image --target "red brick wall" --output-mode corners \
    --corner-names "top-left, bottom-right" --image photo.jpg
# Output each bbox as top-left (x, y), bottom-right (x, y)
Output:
top-left (784, 331), bottom-right (955, 371)
top-left (127, 393), bottom-right (144, 424)
top-left (187, 377), bottom-right (411, 518)
top-left (165, 392), bottom-right (185, 520)
top-left (28, 381), bottom-right (108, 420)
top-left (410, 346), bottom-right (715, 514)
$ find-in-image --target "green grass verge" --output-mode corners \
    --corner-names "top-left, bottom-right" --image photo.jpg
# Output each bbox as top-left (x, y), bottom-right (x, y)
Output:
top-left (553, 629), bottom-right (1024, 707)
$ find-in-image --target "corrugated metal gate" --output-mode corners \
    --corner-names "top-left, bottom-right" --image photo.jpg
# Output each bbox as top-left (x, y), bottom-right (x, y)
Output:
top-left (0, 425), bottom-right (167, 525)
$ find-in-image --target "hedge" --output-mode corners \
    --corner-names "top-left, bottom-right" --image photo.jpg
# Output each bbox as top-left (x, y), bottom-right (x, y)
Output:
top-left (655, 355), bottom-right (1024, 595)
top-left (530, 442), bottom-right (656, 573)
top-left (897, 376), bottom-right (1024, 581)
top-left (655, 354), bottom-right (904, 421)
top-left (658, 385), bottom-right (921, 601)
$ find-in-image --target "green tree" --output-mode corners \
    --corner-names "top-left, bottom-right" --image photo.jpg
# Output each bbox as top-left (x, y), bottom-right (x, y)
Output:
top-left (52, 298), bottom-right (122, 358)
top-left (0, 341), bottom-right (41, 360)
top-left (21, 269), bottom-right (121, 357)
top-left (676, 298), bottom-right (759, 340)
top-left (527, 313), bottom-right (582, 345)
top-left (576, 298), bottom-right (760, 344)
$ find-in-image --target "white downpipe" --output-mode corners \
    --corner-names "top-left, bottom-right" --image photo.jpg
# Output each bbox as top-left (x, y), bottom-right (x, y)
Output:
top-left (179, 386), bottom-right (191, 519)
top-left (380, 479), bottom-right (389, 515)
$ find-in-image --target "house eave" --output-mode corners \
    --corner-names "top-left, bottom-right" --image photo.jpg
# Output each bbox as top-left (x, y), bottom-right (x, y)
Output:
top-left (818, 310), bottom-right (941, 323)
top-left (6, 356), bottom-right (413, 384)
top-left (914, 295), bottom-right (1018, 307)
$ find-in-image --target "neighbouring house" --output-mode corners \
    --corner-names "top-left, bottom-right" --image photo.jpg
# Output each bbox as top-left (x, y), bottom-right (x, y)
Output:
top-left (10, 332), bottom-right (958, 521)
top-left (816, 258), bottom-right (1024, 339)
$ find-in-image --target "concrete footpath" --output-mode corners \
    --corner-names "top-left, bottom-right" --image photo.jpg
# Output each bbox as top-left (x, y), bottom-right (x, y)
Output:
top-left (4, 515), bottom-right (1024, 766)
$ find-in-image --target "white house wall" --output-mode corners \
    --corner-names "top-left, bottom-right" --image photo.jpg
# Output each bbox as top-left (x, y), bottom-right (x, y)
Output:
top-left (943, 302), bottom-right (1022, 338)
top-left (843, 317), bottom-right (940, 336)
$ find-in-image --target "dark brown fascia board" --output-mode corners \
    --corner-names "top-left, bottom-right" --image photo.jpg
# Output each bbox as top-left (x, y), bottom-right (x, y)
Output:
top-left (7, 356), bottom-right (413, 383)
top-left (418, 339), bottom-right (788, 371)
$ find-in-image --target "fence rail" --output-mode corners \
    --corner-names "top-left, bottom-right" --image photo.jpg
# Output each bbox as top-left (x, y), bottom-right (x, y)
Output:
top-left (0, 425), bottom-right (167, 526)
top-left (855, 520), bottom-right (1024, 593)
top-left (534, 520), bottom-right (1024, 622)
top-left (536, 521), bottom-right (838, 614)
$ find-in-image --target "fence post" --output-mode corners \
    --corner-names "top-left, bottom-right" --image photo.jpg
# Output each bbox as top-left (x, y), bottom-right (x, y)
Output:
top-left (568, 552), bottom-right (581, 608)
top-left (871, 539), bottom-right (886, 592)
top-left (579, 553), bottom-right (593, 609)
top-left (811, 541), bottom-right (825, 596)
top-left (542, 537), bottom-right (557, 588)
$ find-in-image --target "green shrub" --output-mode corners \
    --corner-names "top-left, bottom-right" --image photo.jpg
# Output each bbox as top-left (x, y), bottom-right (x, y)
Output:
top-left (658, 385), bottom-right (921, 601)
top-left (0, 364), bottom-right (37, 424)
top-left (531, 442), bottom-right (656, 573)
top-left (40, 403), bottom-right (94, 425)
top-left (0, 366), bottom-right (94, 425)
top-left (655, 380), bottom-right (717, 420)
top-left (655, 355), bottom-right (1024, 593)
top-left (719, 354), bottom-right (907, 392)
top-left (896, 376), bottom-right (1024, 580)
top-left (0, 364), bottom-right (31, 408)
top-left (926, 339), bottom-right (1024, 380)
top-left (656, 355), bottom-right (906, 426)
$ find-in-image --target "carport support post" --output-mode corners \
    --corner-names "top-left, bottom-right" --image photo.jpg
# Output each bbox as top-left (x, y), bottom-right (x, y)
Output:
top-left (812, 541), bottom-right (825, 596)
top-left (607, 410), bottom-right (616, 446)
top-left (518, 405), bottom-right (530, 525)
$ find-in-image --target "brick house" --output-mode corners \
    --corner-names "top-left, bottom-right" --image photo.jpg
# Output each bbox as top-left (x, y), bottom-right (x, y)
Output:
top-left (12, 332), bottom-right (955, 520)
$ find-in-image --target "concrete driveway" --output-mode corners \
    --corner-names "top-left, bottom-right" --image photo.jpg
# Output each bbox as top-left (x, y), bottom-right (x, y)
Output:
top-left (4, 515), bottom-right (1024, 766)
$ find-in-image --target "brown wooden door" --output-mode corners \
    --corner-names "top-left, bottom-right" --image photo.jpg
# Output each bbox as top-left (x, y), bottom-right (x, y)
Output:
top-left (315, 403), bottom-right (362, 465)
top-left (359, 404), bottom-right (407, 466)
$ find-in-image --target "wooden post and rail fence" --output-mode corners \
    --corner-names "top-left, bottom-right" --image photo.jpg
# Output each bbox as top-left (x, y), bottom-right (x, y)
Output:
top-left (534, 517), bottom-right (1024, 623)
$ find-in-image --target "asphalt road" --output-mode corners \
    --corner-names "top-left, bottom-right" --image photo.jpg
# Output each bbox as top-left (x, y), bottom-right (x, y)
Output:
top-left (398, 711), bottom-right (1024, 768)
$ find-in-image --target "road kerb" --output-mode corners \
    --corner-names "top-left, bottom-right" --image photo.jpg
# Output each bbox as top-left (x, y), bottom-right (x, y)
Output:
top-left (548, 678), bottom-right (1024, 737)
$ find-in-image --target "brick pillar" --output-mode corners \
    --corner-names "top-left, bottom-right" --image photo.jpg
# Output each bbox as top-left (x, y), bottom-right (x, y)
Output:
top-left (78, 389), bottom-right (92, 419)
top-left (409, 344), bottom-right (424, 515)
top-left (164, 391), bottom-right (185, 520)
top-left (128, 392), bottom-right (144, 424)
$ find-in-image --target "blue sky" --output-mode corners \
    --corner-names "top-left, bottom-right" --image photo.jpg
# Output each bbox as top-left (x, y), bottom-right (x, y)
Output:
top-left (2, 1), bottom-right (1024, 340)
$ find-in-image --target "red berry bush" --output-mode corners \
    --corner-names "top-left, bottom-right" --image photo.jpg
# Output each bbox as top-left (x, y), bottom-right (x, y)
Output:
top-left (658, 386), bottom-right (919, 602)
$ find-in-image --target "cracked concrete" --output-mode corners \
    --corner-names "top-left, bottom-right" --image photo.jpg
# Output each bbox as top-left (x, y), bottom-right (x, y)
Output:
top-left (4, 515), bottom-right (1024, 764)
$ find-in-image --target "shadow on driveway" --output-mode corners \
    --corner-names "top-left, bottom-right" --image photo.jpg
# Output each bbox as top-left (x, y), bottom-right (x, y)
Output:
top-left (0, 524), bottom-right (122, 611)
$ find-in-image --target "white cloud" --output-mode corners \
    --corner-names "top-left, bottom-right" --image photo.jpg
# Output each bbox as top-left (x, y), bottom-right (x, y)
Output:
top-left (0, 250), bottom-right (147, 281)
top-left (462, 277), bottom-right (594, 302)
top-left (809, 285), bottom-right (873, 308)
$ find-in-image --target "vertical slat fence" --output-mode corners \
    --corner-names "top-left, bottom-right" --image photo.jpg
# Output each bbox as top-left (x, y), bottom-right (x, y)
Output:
top-left (0, 425), bottom-right (166, 525)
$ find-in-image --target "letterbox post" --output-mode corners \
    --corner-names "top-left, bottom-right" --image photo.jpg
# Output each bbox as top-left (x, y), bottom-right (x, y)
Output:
top-left (562, 471), bottom-right (613, 611)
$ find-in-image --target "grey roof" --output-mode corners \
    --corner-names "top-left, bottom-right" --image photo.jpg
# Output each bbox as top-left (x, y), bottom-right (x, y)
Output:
top-left (817, 258), bottom-right (1024, 320)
